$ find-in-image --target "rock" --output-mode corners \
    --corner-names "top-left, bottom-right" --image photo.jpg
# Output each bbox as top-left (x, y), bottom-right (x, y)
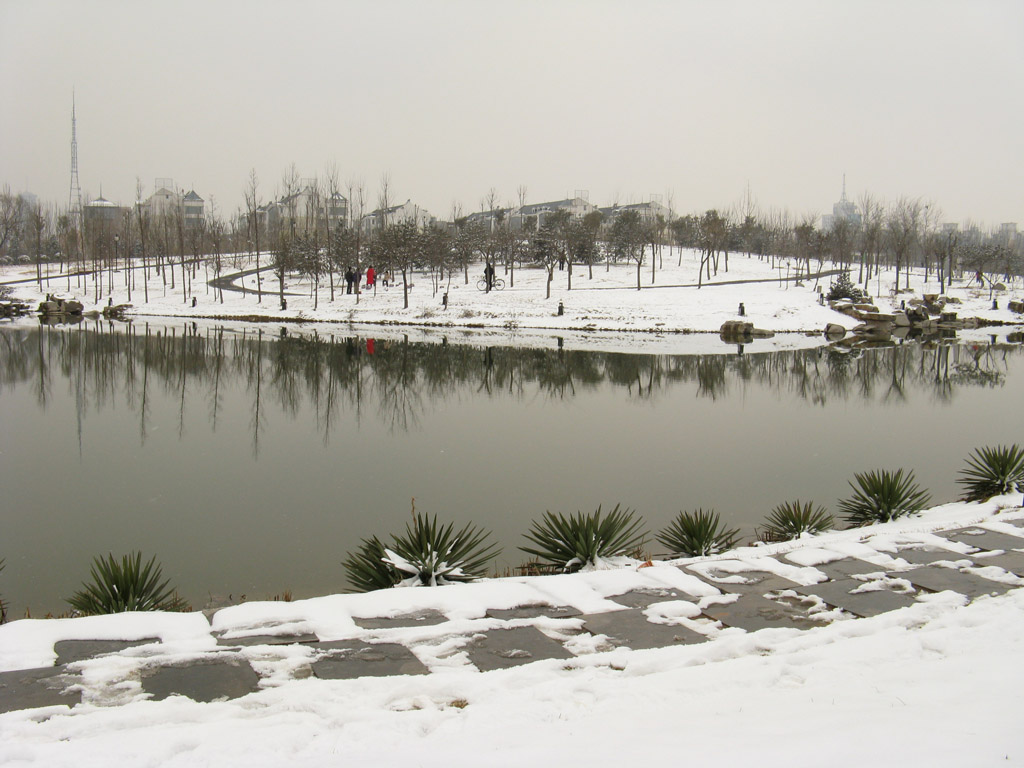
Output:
top-left (906, 305), bottom-right (930, 323)
top-left (923, 294), bottom-right (939, 303)
top-left (854, 303), bottom-right (879, 313)
top-left (893, 312), bottom-right (911, 327)
top-left (940, 311), bottom-right (958, 323)
top-left (994, 283), bottom-right (1007, 292)
top-left (943, 296), bottom-right (962, 305)
top-left (858, 312), bottom-right (895, 324)
top-left (824, 323), bottom-right (846, 339)
top-left (1008, 300), bottom-right (1024, 313)
top-left (720, 320), bottom-right (753, 337)
top-left (64, 300), bottom-right (83, 315)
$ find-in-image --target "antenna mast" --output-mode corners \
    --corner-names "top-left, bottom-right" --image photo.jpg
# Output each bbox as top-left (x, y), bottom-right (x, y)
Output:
top-left (69, 92), bottom-right (83, 225)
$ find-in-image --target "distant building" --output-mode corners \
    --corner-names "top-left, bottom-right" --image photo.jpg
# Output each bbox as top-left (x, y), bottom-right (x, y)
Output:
top-left (140, 180), bottom-right (204, 228)
top-left (999, 222), bottom-right (1018, 243)
top-left (598, 200), bottom-right (674, 227)
top-left (83, 195), bottom-right (125, 226)
top-left (360, 199), bottom-right (433, 233)
top-left (509, 196), bottom-right (597, 230)
top-left (820, 177), bottom-right (862, 231)
top-left (464, 207), bottom-right (513, 232)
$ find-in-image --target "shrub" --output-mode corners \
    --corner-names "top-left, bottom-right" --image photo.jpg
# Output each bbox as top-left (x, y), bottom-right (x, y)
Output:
top-left (657, 509), bottom-right (740, 557)
top-left (838, 469), bottom-right (931, 527)
top-left (343, 513), bottom-right (500, 591)
top-left (957, 445), bottom-right (1024, 501)
top-left (826, 272), bottom-right (861, 302)
top-left (67, 552), bottom-right (188, 615)
top-left (520, 504), bottom-right (647, 573)
top-left (760, 501), bottom-right (834, 542)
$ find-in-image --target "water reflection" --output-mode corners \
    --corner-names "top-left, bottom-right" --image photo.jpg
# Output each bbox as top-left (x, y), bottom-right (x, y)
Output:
top-left (1, 322), bottom-right (1020, 452)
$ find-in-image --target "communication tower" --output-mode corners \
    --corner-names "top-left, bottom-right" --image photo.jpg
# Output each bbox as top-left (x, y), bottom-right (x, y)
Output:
top-left (69, 93), bottom-right (83, 225)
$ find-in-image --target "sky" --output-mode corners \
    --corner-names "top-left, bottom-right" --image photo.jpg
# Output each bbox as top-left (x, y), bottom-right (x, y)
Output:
top-left (1, 0), bottom-right (1022, 226)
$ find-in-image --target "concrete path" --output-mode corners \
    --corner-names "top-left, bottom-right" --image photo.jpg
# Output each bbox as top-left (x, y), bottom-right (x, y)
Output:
top-left (3, 518), bottom-right (1023, 714)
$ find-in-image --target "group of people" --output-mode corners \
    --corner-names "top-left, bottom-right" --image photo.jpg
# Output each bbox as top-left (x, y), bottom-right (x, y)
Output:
top-left (343, 266), bottom-right (393, 294)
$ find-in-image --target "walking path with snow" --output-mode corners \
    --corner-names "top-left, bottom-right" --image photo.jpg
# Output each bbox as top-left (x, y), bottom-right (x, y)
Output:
top-left (3, 499), bottom-right (1022, 716)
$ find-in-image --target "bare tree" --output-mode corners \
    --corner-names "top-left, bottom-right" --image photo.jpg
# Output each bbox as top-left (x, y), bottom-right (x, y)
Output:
top-left (244, 169), bottom-right (263, 303)
top-left (886, 196), bottom-right (922, 294)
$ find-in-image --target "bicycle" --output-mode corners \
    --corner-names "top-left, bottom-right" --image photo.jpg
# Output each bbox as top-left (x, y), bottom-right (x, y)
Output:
top-left (476, 277), bottom-right (505, 292)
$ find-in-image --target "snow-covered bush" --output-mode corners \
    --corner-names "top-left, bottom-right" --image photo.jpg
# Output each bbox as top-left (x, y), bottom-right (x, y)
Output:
top-left (67, 552), bottom-right (188, 615)
top-left (759, 501), bottom-right (834, 542)
top-left (838, 469), bottom-right (931, 526)
top-left (957, 444), bottom-right (1024, 501)
top-left (343, 512), bottom-right (500, 591)
top-left (520, 504), bottom-right (647, 573)
top-left (826, 272), bottom-right (862, 302)
top-left (657, 509), bottom-right (739, 557)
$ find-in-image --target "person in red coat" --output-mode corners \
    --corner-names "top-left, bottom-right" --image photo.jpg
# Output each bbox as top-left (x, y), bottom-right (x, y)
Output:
top-left (366, 266), bottom-right (376, 288)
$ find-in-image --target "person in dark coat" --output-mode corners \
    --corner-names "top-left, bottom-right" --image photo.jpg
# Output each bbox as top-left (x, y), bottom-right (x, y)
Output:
top-left (345, 267), bottom-right (355, 294)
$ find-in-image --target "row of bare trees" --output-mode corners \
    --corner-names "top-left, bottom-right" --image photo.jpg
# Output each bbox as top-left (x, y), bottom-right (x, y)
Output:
top-left (3, 175), bottom-right (1022, 308)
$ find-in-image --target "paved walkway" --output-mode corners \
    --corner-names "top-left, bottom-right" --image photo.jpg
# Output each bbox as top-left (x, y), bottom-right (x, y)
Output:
top-left (3, 519), bottom-right (1023, 714)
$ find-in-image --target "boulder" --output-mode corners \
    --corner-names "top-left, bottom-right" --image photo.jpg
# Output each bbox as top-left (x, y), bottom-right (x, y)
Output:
top-left (824, 323), bottom-right (846, 339)
top-left (943, 296), bottom-right (962, 305)
top-left (893, 312), bottom-right (911, 327)
top-left (858, 311), bottom-right (895, 324)
top-left (994, 283), bottom-right (1007, 292)
top-left (64, 300), bottom-right (84, 315)
top-left (1008, 299), bottom-right (1024, 314)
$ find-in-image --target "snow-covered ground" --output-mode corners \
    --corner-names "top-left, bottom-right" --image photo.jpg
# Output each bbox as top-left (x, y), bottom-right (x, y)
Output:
top-left (3, 253), bottom-right (1024, 765)
top-left (4, 248), bottom-right (1022, 348)
top-left (2, 497), bottom-right (1024, 766)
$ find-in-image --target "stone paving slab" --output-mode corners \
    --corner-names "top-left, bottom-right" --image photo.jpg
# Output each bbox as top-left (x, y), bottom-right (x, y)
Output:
top-left (796, 578), bottom-right (917, 618)
top-left (216, 632), bottom-right (319, 647)
top-left (0, 666), bottom-right (81, 714)
top-left (353, 610), bottom-right (447, 630)
top-left (899, 567), bottom-right (1015, 600)
top-left (969, 549), bottom-right (1024, 574)
top-left (54, 638), bottom-right (160, 666)
top-left (813, 558), bottom-right (889, 580)
top-left (463, 626), bottom-right (574, 671)
top-left (485, 603), bottom-right (581, 621)
top-left (893, 548), bottom-right (973, 567)
top-left (607, 589), bottom-right (685, 609)
top-left (311, 641), bottom-right (429, 679)
top-left (701, 593), bottom-right (821, 631)
top-left (939, 528), bottom-right (1024, 552)
top-left (141, 656), bottom-right (261, 703)
top-left (698, 570), bottom-right (801, 596)
top-left (579, 608), bottom-right (706, 650)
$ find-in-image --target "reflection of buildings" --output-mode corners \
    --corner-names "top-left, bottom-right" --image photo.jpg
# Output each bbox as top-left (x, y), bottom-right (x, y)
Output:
top-left (820, 177), bottom-right (862, 231)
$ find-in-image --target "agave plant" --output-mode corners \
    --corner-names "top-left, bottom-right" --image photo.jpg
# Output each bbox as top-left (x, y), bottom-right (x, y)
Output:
top-left (957, 444), bottom-right (1024, 501)
top-left (343, 513), bottom-right (500, 591)
top-left (657, 508), bottom-right (740, 557)
top-left (520, 504), bottom-right (647, 573)
top-left (67, 552), bottom-right (188, 615)
top-left (838, 469), bottom-right (931, 527)
top-left (760, 501), bottom-right (835, 542)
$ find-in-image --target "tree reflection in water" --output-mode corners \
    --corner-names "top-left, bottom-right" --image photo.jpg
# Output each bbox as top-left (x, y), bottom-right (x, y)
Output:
top-left (1, 321), bottom-right (1021, 447)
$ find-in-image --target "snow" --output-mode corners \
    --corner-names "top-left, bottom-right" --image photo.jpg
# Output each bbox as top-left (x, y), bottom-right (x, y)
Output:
top-left (2, 255), bottom-right (1024, 764)
top-left (2, 499), bottom-right (1024, 765)
top-left (3, 248), bottom-right (1022, 356)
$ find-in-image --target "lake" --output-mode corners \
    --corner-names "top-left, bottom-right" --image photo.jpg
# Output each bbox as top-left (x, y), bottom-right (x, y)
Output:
top-left (2, 318), bottom-right (1022, 616)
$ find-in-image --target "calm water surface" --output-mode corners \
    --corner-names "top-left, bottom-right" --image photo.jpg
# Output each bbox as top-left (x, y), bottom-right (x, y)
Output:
top-left (2, 319), bottom-right (1022, 615)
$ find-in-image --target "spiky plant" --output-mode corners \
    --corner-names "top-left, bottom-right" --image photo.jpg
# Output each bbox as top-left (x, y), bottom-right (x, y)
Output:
top-left (341, 535), bottom-right (399, 592)
top-left (760, 501), bottom-right (835, 542)
top-left (838, 469), bottom-right (931, 527)
top-left (520, 504), bottom-right (647, 573)
top-left (343, 513), bottom-right (500, 591)
top-left (957, 444), bottom-right (1024, 501)
top-left (657, 509), bottom-right (740, 557)
top-left (67, 552), bottom-right (188, 615)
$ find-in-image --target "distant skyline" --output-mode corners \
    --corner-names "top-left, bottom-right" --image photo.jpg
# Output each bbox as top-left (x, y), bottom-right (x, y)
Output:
top-left (1, 0), bottom-right (1022, 226)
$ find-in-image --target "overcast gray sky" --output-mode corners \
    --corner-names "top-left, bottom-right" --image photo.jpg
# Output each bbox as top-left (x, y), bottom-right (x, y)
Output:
top-left (1, 0), bottom-right (1021, 225)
